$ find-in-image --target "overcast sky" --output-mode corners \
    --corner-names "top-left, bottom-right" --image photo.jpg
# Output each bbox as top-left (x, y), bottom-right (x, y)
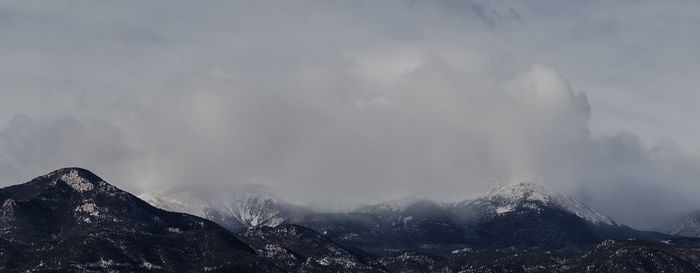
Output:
top-left (1, 0), bottom-right (699, 229)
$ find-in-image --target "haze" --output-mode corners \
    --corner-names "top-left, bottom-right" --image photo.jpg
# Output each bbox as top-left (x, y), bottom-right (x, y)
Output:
top-left (1, 1), bottom-right (699, 229)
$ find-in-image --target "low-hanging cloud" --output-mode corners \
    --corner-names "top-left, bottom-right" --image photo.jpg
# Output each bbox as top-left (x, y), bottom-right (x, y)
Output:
top-left (1, 0), bottom-right (699, 229)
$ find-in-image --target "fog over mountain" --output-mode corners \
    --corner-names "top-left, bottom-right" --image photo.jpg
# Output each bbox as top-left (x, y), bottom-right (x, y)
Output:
top-left (1, 1), bottom-right (700, 229)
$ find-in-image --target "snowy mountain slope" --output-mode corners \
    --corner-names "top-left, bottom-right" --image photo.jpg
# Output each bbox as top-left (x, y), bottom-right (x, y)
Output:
top-left (140, 180), bottom-right (668, 255)
top-left (446, 183), bottom-right (677, 250)
top-left (354, 182), bottom-right (614, 225)
top-left (661, 210), bottom-right (700, 238)
top-left (351, 182), bottom-right (615, 229)
top-left (140, 185), bottom-right (310, 231)
top-left (296, 182), bottom-right (667, 254)
top-left (458, 183), bottom-right (616, 225)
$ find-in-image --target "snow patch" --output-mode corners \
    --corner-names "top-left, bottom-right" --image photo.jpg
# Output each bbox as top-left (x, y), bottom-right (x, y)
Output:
top-left (451, 248), bottom-right (473, 254)
top-left (61, 170), bottom-right (94, 192)
top-left (98, 258), bottom-right (113, 268)
top-left (167, 227), bottom-right (182, 233)
top-left (496, 205), bottom-right (513, 214)
top-left (75, 201), bottom-right (100, 217)
top-left (2, 199), bottom-right (16, 209)
top-left (263, 244), bottom-right (295, 259)
top-left (141, 261), bottom-right (162, 269)
top-left (317, 257), bottom-right (331, 266)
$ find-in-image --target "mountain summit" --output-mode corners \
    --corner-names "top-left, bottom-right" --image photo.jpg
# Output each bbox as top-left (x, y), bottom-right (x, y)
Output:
top-left (0, 168), bottom-right (277, 272)
top-left (299, 182), bottom-right (668, 254)
top-left (140, 184), bottom-right (311, 232)
top-left (467, 182), bottom-right (616, 225)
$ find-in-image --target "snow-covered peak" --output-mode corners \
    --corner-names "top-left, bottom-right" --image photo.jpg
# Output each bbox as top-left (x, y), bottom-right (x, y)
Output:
top-left (139, 184), bottom-right (288, 231)
top-left (481, 182), bottom-right (553, 203)
top-left (36, 168), bottom-right (123, 198)
top-left (471, 182), bottom-right (616, 225)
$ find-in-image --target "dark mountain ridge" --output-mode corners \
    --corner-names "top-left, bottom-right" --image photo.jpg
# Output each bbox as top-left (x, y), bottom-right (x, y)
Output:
top-left (3, 167), bottom-right (700, 273)
top-left (0, 168), bottom-right (278, 273)
top-left (291, 183), bottom-right (674, 255)
top-left (142, 181), bottom-right (677, 255)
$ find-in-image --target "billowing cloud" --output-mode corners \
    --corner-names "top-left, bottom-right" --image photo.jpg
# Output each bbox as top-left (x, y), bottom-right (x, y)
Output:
top-left (1, 0), bottom-right (699, 229)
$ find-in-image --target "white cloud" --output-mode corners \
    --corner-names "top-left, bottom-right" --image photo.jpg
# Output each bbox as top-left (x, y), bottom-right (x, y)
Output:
top-left (0, 0), bottom-right (699, 229)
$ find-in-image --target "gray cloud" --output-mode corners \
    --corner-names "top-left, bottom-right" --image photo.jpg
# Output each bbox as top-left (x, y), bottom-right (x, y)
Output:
top-left (0, 114), bottom-right (139, 188)
top-left (1, 0), bottom-right (699, 229)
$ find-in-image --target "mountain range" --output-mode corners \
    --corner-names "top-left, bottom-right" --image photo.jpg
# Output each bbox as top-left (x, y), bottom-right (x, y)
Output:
top-left (141, 181), bottom-right (671, 255)
top-left (2, 167), bottom-right (700, 272)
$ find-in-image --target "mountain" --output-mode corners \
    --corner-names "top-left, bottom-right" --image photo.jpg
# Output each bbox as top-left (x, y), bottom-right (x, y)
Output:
top-left (138, 181), bottom-right (673, 256)
top-left (661, 210), bottom-right (700, 238)
top-left (294, 182), bottom-right (671, 254)
top-left (0, 168), bottom-right (280, 272)
top-left (557, 239), bottom-right (700, 273)
top-left (412, 239), bottom-right (700, 273)
top-left (140, 185), bottom-right (310, 232)
top-left (446, 182), bottom-right (614, 249)
top-left (377, 251), bottom-right (445, 273)
top-left (294, 199), bottom-right (470, 255)
top-left (237, 224), bottom-right (387, 272)
top-left (453, 183), bottom-right (615, 225)
top-left (2, 168), bottom-right (699, 272)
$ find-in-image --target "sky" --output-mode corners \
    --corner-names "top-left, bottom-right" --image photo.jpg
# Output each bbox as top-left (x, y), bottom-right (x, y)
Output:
top-left (1, 0), bottom-right (699, 229)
